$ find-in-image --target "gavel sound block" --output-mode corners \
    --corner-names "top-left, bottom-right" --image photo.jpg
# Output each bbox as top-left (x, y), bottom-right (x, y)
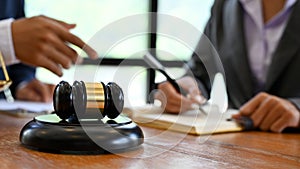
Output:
top-left (19, 81), bottom-right (144, 153)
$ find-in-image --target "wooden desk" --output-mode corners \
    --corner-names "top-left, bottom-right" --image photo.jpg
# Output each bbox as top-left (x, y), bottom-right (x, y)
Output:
top-left (0, 113), bottom-right (299, 169)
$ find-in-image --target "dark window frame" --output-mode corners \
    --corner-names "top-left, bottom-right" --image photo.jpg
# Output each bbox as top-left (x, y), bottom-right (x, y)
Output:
top-left (81, 0), bottom-right (185, 102)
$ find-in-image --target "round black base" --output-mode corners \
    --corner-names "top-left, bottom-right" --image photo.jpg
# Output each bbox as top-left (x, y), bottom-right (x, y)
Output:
top-left (19, 114), bottom-right (144, 153)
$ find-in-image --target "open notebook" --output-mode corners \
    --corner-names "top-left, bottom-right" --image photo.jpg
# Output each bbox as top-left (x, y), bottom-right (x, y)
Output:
top-left (123, 104), bottom-right (243, 135)
top-left (123, 72), bottom-right (245, 135)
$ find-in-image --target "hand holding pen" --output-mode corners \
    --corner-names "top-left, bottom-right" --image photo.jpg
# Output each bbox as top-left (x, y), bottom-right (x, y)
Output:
top-left (144, 53), bottom-right (206, 113)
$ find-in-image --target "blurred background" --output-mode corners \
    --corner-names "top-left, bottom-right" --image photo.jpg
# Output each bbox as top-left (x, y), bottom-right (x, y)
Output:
top-left (25, 0), bottom-right (214, 106)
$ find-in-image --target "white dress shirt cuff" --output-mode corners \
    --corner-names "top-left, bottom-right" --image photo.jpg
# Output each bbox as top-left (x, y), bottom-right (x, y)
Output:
top-left (0, 18), bottom-right (19, 65)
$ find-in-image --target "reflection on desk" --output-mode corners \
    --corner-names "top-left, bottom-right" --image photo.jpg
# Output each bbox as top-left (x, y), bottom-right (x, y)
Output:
top-left (0, 113), bottom-right (299, 169)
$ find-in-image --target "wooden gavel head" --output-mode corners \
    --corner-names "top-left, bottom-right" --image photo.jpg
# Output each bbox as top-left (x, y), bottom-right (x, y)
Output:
top-left (53, 81), bottom-right (124, 120)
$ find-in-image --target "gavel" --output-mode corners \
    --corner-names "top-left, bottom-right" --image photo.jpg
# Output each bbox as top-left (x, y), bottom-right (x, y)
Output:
top-left (53, 81), bottom-right (124, 121)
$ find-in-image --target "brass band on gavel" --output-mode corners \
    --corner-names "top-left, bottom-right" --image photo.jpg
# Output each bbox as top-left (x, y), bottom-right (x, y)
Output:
top-left (85, 82), bottom-right (106, 112)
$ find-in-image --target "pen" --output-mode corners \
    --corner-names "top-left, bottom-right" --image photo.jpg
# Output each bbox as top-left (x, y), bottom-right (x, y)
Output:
top-left (228, 116), bottom-right (254, 131)
top-left (143, 52), bottom-right (188, 96)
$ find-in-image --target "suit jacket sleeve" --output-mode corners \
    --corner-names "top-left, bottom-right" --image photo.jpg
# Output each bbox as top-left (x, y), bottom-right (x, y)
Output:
top-left (0, 0), bottom-right (36, 98)
top-left (185, 0), bottom-right (225, 99)
top-left (7, 63), bottom-right (36, 97)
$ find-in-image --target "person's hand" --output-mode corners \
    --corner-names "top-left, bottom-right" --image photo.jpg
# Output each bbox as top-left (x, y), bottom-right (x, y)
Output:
top-left (12, 15), bottom-right (97, 76)
top-left (155, 76), bottom-right (206, 113)
top-left (235, 92), bottom-right (300, 133)
top-left (15, 79), bottom-right (55, 102)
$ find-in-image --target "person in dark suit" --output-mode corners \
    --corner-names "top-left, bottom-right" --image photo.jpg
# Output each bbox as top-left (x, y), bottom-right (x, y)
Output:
top-left (156, 0), bottom-right (300, 133)
top-left (0, 0), bottom-right (97, 102)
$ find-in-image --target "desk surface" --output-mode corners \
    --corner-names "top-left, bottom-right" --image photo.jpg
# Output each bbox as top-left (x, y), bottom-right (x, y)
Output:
top-left (0, 113), bottom-right (299, 169)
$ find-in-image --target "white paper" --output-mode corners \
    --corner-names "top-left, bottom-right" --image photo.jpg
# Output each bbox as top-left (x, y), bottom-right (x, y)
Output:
top-left (0, 99), bottom-right (53, 113)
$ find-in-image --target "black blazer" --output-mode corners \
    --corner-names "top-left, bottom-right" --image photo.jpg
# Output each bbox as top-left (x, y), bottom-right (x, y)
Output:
top-left (0, 0), bottom-right (36, 97)
top-left (187, 0), bottom-right (300, 109)
top-left (0, 0), bottom-right (24, 20)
